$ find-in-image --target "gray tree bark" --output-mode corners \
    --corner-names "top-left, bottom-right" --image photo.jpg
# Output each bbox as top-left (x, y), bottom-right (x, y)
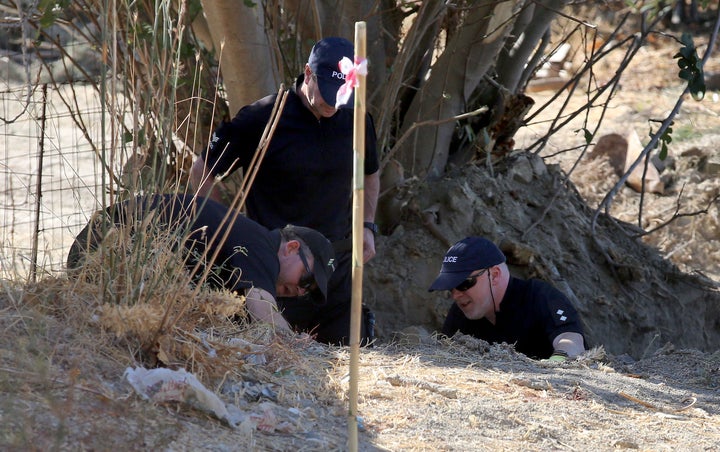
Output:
top-left (496, 0), bottom-right (568, 92)
top-left (199, 0), bottom-right (279, 113)
top-left (396, 1), bottom-right (523, 180)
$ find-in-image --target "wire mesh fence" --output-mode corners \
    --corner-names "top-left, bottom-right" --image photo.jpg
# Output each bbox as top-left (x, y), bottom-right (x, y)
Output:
top-left (0, 2), bottom-right (226, 283)
top-left (1, 82), bottom-right (114, 280)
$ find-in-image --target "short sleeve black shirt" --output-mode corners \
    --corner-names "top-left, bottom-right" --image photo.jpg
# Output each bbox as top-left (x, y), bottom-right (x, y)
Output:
top-left (201, 76), bottom-right (379, 241)
top-left (123, 194), bottom-right (281, 298)
top-left (442, 276), bottom-right (586, 359)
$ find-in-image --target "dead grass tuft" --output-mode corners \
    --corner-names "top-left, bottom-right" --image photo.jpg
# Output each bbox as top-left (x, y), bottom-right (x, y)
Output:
top-left (5, 219), bottom-right (344, 400)
top-left (0, 264), bottom-right (352, 449)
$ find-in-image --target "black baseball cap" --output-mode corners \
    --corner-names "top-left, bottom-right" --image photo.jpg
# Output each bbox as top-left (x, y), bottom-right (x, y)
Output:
top-left (285, 225), bottom-right (336, 301)
top-left (307, 37), bottom-right (354, 109)
top-left (428, 237), bottom-right (506, 292)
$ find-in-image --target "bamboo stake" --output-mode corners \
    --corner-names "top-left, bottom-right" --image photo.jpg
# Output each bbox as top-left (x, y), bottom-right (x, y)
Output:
top-left (156, 88), bottom-right (289, 340)
top-left (348, 21), bottom-right (367, 452)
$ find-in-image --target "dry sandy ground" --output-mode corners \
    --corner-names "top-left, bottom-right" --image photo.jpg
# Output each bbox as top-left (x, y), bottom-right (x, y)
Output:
top-left (1, 280), bottom-right (719, 451)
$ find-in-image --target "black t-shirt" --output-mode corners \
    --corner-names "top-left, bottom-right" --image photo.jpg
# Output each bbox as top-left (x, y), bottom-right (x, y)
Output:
top-left (201, 76), bottom-right (379, 242)
top-left (113, 194), bottom-right (281, 298)
top-left (442, 276), bottom-right (586, 359)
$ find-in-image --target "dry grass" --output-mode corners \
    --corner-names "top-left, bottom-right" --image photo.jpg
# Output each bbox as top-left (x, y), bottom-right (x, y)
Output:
top-left (0, 272), bottom-right (350, 449)
top-left (1, 275), bottom-right (719, 450)
top-left (0, 221), bottom-right (350, 449)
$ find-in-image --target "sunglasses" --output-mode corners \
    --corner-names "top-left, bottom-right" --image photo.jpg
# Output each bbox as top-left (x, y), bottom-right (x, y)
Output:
top-left (297, 246), bottom-right (318, 291)
top-left (454, 268), bottom-right (489, 292)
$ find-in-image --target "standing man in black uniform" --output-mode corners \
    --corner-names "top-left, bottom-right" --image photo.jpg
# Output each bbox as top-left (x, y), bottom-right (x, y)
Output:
top-left (190, 37), bottom-right (380, 345)
top-left (67, 194), bottom-right (336, 334)
top-left (429, 237), bottom-right (587, 360)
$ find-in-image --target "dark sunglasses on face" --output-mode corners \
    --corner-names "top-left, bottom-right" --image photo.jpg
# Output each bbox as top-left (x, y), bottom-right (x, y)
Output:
top-left (454, 268), bottom-right (489, 292)
top-left (297, 246), bottom-right (318, 291)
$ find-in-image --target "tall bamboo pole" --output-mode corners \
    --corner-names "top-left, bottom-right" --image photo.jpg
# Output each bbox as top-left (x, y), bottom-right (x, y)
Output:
top-left (347, 21), bottom-right (367, 452)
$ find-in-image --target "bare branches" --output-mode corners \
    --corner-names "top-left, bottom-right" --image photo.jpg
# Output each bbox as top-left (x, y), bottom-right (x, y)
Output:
top-left (381, 106), bottom-right (488, 168)
top-left (638, 184), bottom-right (720, 238)
top-left (590, 4), bottom-right (720, 267)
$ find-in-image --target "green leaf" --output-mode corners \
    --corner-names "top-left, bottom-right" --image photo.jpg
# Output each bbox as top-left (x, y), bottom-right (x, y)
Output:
top-left (673, 31), bottom-right (705, 93)
top-left (680, 47), bottom-right (694, 59)
top-left (690, 87), bottom-right (705, 101)
top-left (123, 130), bottom-right (147, 146)
top-left (689, 74), bottom-right (706, 101)
top-left (38, 2), bottom-right (59, 28)
top-left (680, 32), bottom-right (694, 47)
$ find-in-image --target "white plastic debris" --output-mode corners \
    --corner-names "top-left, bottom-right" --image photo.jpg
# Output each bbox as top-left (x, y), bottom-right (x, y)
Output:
top-left (124, 366), bottom-right (237, 427)
top-left (227, 337), bottom-right (268, 365)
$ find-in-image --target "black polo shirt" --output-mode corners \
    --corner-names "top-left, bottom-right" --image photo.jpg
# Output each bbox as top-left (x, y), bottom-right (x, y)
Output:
top-left (114, 194), bottom-right (281, 298)
top-left (201, 76), bottom-right (379, 242)
top-left (442, 276), bottom-right (586, 359)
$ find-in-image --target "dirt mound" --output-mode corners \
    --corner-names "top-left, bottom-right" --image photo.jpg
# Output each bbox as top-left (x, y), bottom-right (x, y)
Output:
top-left (365, 153), bottom-right (720, 358)
top-left (363, 10), bottom-right (720, 358)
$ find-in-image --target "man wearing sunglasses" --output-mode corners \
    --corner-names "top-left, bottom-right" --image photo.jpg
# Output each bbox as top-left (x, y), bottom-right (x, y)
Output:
top-left (67, 194), bottom-right (336, 335)
top-left (429, 237), bottom-right (587, 360)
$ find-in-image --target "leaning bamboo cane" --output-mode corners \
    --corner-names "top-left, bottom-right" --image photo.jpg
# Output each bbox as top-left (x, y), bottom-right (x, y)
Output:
top-left (158, 88), bottom-right (289, 338)
top-left (190, 87), bottom-right (289, 291)
top-left (348, 21), bottom-right (367, 452)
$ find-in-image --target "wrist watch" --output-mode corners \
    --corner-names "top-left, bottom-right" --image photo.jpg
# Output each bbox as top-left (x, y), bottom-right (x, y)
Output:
top-left (363, 221), bottom-right (379, 236)
top-left (548, 350), bottom-right (569, 362)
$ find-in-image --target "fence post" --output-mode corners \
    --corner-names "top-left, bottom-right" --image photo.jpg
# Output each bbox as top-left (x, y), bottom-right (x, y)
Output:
top-left (30, 83), bottom-right (48, 284)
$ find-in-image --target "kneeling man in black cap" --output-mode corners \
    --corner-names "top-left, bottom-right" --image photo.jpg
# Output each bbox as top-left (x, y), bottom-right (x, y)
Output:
top-left (429, 237), bottom-right (586, 360)
top-left (68, 194), bottom-right (336, 335)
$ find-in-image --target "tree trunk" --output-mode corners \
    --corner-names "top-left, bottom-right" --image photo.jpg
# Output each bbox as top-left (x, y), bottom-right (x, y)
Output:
top-left (200, 0), bottom-right (279, 113)
top-left (396, 1), bottom-right (522, 180)
top-left (375, 1), bottom-right (447, 159)
top-left (495, 0), bottom-right (567, 92)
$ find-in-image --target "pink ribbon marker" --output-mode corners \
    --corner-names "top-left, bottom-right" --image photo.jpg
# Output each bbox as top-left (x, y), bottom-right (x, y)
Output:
top-left (335, 56), bottom-right (368, 109)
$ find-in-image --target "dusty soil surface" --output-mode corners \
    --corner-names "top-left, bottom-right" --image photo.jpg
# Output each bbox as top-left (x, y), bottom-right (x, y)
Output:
top-left (1, 280), bottom-right (719, 451)
top-left (2, 6), bottom-right (720, 452)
